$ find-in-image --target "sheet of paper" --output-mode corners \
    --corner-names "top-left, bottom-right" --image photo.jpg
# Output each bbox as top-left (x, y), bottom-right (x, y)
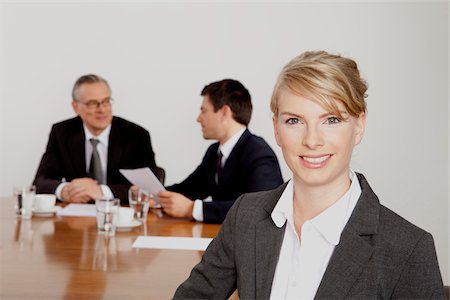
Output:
top-left (58, 203), bottom-right (96, 217)
top-left (132, 236), bottom-right (213, 251)
top-left (120, 167), bottom-right (165, 205)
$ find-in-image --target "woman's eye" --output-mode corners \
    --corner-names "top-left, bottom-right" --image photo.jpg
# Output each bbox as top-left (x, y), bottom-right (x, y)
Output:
top-left (286, 118), bottom-right (300, 125)
top-left (325, 117), bottom-right (341, 124)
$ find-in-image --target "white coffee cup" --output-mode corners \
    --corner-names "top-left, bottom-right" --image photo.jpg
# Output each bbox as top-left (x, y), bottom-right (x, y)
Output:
top-left (116, 207), bottom-right (134, 226)
top-left (34, 194), bottom-right (56, 212)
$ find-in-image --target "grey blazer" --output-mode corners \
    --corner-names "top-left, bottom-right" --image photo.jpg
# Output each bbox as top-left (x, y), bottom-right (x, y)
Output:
top-left (174, 173), bottom-right (444, 299)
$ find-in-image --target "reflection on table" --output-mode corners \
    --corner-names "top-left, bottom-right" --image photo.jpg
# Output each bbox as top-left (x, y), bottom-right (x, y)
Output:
top-left (0, 198), bottom-right (221, 299)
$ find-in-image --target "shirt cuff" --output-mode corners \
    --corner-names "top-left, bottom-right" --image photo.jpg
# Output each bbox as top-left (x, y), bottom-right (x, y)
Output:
top-left (55, 182), bottom-right (69, 201)
top-left (100, 185), bottom-right (114, 200)
top-left (192, 199), bottom-right (204, 222)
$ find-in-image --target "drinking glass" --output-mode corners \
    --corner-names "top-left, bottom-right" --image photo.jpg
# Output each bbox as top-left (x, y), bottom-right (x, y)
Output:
top-left (95, 198), bottom-right (120, 236)
top-left (13, 185), bottom-right (36, 219)
top-left (128, 187), bottom-right (151, 222)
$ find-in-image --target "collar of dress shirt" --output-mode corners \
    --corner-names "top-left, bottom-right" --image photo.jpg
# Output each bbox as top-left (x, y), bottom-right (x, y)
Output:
top-left (218, 127), bottom-right (246, 162)
top-left (271, 179), bottom-right (294, 228)
top-left (83, 123), bottom-right (111, 147)
top-left (271, 170), bottom-right (362, 245)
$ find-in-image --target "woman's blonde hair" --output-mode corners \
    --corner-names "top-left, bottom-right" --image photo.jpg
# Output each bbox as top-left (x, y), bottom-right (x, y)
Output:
top-left (271, 51), bottom-right (367, 119)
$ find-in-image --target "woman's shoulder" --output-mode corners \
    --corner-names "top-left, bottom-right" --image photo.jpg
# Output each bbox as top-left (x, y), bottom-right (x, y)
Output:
top-left (378, 204), bottom-right (433, 249)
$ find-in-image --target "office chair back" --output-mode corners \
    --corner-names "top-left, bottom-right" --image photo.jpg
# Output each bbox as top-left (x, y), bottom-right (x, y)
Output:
top-left (155, 166), bottom-right (165, 185)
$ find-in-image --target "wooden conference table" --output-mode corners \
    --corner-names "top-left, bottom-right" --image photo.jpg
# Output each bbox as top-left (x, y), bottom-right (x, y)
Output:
top-left (0, 198), bottom-right (222, 299)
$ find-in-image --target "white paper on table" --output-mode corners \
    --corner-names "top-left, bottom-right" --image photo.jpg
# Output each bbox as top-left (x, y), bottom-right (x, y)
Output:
top-left (58, 203), bottom-right (96, 217)
top-left (132, 236), bottom-right (213, 251)
top-left (119, 167), bottom-right (165, 205)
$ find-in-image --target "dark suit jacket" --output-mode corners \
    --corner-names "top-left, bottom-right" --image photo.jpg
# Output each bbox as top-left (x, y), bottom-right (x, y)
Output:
top-left (33, 116), bottom-right (157, 202)
top-left (167, 129), bottom-right (283, 224)
top-left (174, 173), bottom-right (445, 299)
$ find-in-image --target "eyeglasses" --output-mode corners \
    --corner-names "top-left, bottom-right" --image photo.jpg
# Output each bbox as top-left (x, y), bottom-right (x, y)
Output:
top-left (77, 98), bottom-right (114, 109)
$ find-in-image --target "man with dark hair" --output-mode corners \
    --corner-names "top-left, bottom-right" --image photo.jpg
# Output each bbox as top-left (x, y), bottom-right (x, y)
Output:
top-left (158, 79), bottom-right (283, 224)
top-left (33, 74), bottom-right (158, 203)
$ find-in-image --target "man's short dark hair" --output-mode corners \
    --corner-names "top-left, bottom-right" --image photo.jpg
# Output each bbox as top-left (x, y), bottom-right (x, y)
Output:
top-left (201, 79), bottom-right (252, 126)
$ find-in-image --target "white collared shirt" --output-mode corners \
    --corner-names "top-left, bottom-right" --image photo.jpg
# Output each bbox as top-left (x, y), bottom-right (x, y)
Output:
top-left (269, 170), bottom-right (362, 300)
top-left (192, 127), bottom-right (246, 222)
top-left (55, 124), bottom-right (114, 200)
top-left (217, 127), bottom-right (246, 167)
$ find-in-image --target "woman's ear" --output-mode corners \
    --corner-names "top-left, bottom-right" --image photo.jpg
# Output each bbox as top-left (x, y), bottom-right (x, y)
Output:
top-left (354, 112), bottom-right (366, 145)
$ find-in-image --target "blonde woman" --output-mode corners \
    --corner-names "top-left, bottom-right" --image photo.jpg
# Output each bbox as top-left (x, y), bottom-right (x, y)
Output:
top-left (174, 51), bottom-right (444, 299)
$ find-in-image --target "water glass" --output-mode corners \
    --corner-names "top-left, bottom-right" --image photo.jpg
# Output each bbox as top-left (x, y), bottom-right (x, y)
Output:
top-left (13, 185), bottom-right (36, 219)
top-left (128, 187), bottom-right (151, 221)
top-left (95, 198), bottom-right (120, 236)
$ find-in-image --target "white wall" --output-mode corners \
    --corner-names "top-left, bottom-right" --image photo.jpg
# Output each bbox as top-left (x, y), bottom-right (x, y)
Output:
top-left (447, 1), bottom-right (450, 285)
top-left (0, 1), bottom-right (448, 284)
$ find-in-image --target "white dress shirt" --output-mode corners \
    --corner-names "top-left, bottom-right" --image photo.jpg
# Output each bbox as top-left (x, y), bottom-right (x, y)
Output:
top-left (269, 170), bottom-right (362, 300)
top-left (192, 127), bottom-right (246, 222)
top-left (55, 124), bottom-right (114, 200)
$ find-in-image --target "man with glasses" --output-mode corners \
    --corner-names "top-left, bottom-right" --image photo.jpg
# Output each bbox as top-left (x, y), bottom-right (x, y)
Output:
top-left (33, 74), bottom-right (158, 203)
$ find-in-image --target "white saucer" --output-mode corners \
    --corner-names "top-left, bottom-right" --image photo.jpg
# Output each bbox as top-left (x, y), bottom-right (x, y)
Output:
top-left (116, 220), bottom-right (142, 231)
top-left (33, 206), bottom-right (61, 217)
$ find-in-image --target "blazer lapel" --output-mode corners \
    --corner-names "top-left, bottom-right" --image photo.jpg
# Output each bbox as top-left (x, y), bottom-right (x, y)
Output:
top-left (218, 129), bottom-right (251, 184)
top-left (314, 226), bottom-right (374, 298)
top-left (66, 118), bottom-right (87, 176)
top-left (315, 173), bottom-right (380, 298)
top-left (107, 117), bottom-right (123, 181)
top-left (210, 143), bottom-right (221, 187)
top-left (255, 183), bottom-right (288, 299)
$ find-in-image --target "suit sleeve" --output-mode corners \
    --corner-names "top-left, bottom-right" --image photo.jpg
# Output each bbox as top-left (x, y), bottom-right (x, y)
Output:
top-left (173, 195), bottom-right (241, 299)
top-left (33, 125), bottom-right (64, 194)
top-left (166, 148), bottom-right (214, 201)
top-left (108, 129), bottom-right (158, 202)
top-left (203, 146), bottom-right (283, 223)
top-left (241, 146), bottom-right (284, 192)
top-left (392, 232), bottom-right (445, 298)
